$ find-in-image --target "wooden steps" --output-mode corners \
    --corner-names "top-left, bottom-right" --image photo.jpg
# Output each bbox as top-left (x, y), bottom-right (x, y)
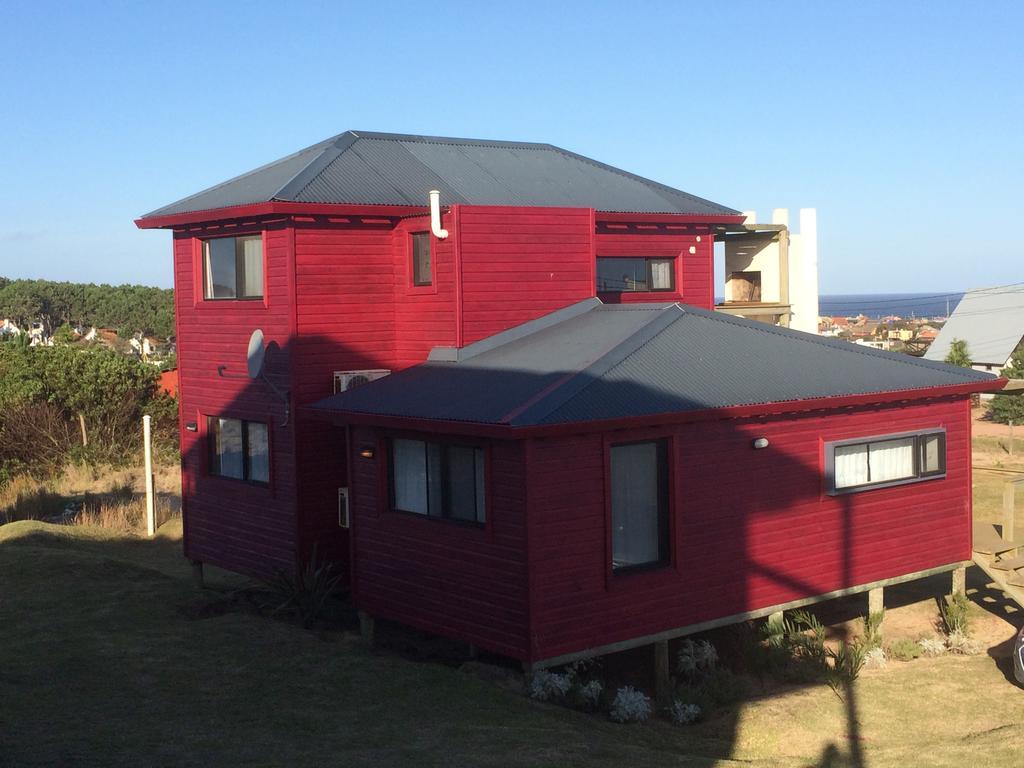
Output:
top-left (972, 522), bottom-right (1021, 556)
top-left (972, 522), bottom-right (1024, 608)
top-left (990, 554), bottom-right (1024, 571)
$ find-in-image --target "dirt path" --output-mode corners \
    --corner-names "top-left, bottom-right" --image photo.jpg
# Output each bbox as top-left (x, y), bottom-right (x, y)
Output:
top-left (973, 406), bottom-right (1020, 438)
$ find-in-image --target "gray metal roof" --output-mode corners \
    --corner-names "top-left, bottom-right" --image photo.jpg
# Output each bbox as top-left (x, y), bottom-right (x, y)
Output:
top-left (142, 130), bottom-right (739, 218)
top-left (924, 285), bottom-right (1024, 366)
top-left (313, 301), bottom-right (995, 427)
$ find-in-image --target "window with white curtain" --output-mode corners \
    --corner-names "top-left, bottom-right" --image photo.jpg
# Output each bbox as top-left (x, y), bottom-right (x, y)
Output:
top-left (390, 438), bottom-right (486, 523)
top-left (208, 417), bottom-right (270, 484)
top-left (610, 440), bottom-right (669, 571)
top-left (596, 257), bottom-right (676, 293)
top-left (827, 430), bottom-right (946, 494)
top-left (202, 234), bottom-right (263, 300)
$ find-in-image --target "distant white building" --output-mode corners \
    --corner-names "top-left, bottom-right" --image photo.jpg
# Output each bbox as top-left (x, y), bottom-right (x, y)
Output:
top-left (716, 208), bottom-right (819, 334)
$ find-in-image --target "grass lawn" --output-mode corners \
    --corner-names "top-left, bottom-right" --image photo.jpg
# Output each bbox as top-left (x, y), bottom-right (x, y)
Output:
top-left (2, 441), bottom-right (1024, 767)
top-left (2, 521), bottom-right (1022, 767)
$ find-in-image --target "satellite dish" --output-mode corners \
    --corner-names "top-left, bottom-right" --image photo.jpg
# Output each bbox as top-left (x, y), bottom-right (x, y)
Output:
top-left (246, 329), bottom-right (266, 379)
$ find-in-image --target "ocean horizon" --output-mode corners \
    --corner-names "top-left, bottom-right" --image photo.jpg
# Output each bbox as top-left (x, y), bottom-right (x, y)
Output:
top-left (816, 293), bottom-right (963, 319)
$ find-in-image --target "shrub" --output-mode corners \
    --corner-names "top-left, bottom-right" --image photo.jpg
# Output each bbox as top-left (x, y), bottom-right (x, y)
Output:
top-left (609, 686), bottom-right (652, 723)
top-left (940, 593), bottom-right (970, 635)
top-left (669, 700), bottom-right (702, 725)
top-left (887, 638), bottom-right (923, 661)
top-left (262, 546), bottom-right (345, 628)
top-left (863, 611), bottom-right (885, 649)
top-left (675, 667), bottom-right (748, 714)
top-left (945, 629), bottom-right (982, 656)
top-left (575, 679), bottom-right (603, 710)
top-left (676, 639), bottom-right (718, 680)
top-left (862, 647), bottom-right (887, 670)
top-left (762, 611), bottom-right (867, 697)
top-left (528, 670), bottom-right (573, 702)
top-left (918, 637), bottom-right (947, 657)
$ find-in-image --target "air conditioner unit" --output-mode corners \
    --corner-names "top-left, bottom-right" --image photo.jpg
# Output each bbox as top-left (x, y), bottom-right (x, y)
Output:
top-left (333, 369), bottom-right (390, 394)
top-left (338, 487), bottom-right (350, 529)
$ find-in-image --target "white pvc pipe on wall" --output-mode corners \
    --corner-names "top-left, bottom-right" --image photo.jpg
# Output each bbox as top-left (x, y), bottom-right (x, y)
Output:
top-left (428, 190), bottom-right (449, 239)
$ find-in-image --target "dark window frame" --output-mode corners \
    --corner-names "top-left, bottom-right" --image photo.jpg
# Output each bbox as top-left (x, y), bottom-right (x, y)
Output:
top-left (610, 438), bottom-right (671, 574)
top-left (207, 416), bottom-right (270, 486)
top-left (596, 256), bottom-right (676, 294)
top-left (411, 232), bottom-right (432, 287)
top-left (201, 234), bottom-right (264, 301)
top-left (387, 437), bottom-right (486, 525)
top-left (824, 428), bottom-right (946, 495)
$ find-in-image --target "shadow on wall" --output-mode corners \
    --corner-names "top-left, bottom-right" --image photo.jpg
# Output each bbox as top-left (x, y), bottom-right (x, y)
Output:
top-left (175, 329), bottom-right (979, 767)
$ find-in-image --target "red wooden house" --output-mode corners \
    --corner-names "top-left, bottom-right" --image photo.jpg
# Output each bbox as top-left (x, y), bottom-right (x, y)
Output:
top-left (137, 130), bottom-right (1002, 670)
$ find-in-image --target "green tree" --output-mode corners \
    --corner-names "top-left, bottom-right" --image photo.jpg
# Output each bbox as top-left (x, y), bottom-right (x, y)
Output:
top-left (989, 343), bottom-right (1024, 425)
top-left (944, 338), bottom-right (972, 367)
top-left (52, 323), bottom-right (75, 345)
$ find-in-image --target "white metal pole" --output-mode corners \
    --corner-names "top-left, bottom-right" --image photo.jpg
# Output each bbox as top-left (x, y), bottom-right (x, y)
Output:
top-left (143, 414), bottom-right (155, 537)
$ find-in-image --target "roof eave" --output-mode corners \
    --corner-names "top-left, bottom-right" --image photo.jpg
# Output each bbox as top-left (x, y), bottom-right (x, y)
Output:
top-left (308, 378), bottom-right (1006, 438)
top-left (135, 201), bottom-right (429, 230)
top-left (595, 212), bottom-right (746, 225)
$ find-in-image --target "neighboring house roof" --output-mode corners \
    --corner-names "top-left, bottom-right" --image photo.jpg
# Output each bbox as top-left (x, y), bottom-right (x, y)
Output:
top-left (924, 285), bottom-right (1024, 365)
top-left (314, 299), bottom-right (995, 428)
top-left (141, 130), bottom-right (739, 219)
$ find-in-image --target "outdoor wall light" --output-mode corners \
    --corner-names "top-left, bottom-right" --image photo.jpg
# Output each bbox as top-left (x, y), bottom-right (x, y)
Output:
top-left (752, 437), bottom-right (770, 450)
top-left (185, 422), bottom-right (198, 432)
top-left (359, 447), bottom-right (376, 459)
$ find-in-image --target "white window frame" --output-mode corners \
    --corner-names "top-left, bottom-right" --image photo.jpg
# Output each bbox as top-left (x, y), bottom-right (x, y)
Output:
top-left (824, 428), bottom-right (946, 495)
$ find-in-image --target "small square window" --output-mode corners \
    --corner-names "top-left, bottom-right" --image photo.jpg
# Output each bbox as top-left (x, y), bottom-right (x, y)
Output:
top-left (208, 417), bottom-right (270, 484)
top-left (411, 232), bottom-right (432, 286)
top-left (202, 235), bottom-right (263, 300)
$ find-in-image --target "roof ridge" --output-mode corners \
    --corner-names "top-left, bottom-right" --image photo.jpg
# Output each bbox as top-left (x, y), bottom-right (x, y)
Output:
top-left (349, 130), bottom-right (557, 150)
top-left (274, 131), bottom-right (361, 201)
top-left (680, 305), bottom-right (993, 380)
top-left (507, 304), bottom-right (684, 425)
top-left (141, 132), bottom-right (348, 218)
top-left (547, 144), bottom-right (741, 215)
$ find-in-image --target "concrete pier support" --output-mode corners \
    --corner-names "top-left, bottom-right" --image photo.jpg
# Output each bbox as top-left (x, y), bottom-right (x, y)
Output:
top-left (358, 611), bottom-right (376, 646)
top-left (951, 566), bottom-right (967, 597)
top-left (767, 610), bottom-right (785, 628)
top-left (654, 640), bottom-right (672, 709)
top-left (191, 560), bottom-right (204, 589)
top-left (868, 586), bottom-right (884, 617)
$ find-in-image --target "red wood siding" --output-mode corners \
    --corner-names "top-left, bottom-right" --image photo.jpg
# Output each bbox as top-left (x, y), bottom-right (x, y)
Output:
top-left (173, 223), bottom-right (297, 578)
top-left (594, 225), bottom-right (714, 309)
top-left (457, 206), bottom-right (595, 345)
top-left (349, 428), bottom-right (530, 659)
top-left (525, 396), bottom-right (971, 662)
top-left (393, 214), bottom-right (458, 367)
top-left (291, 220), bottom-right (397, 568)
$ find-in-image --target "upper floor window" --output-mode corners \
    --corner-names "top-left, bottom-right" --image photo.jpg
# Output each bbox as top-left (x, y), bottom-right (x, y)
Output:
top-left (390, 438), bottom-right (485, 523)
top-left (203, 234), bottom-right (263, 300)
top-left (411, 232), bottom-right (432, 286)
top-left (208, 417), bottom-right (270, 484)
top-left (610, 440), bottom-right (669, 571)
top-left (597, 257), bottom-right (675, 293)
top-left (826, 429), bottom-right (945, 495)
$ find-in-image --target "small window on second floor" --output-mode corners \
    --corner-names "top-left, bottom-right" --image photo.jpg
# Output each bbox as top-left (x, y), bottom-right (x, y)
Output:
top-left (596, 257), bottom-right (675, 293)
top-left (203, 235), bottom-right (263, 300)
top-left (411, 232), bottom-right (432, 286)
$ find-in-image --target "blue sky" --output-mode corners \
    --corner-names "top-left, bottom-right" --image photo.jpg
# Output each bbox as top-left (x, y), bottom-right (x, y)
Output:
top-left (0, 0), bottom-right (1020, 293)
